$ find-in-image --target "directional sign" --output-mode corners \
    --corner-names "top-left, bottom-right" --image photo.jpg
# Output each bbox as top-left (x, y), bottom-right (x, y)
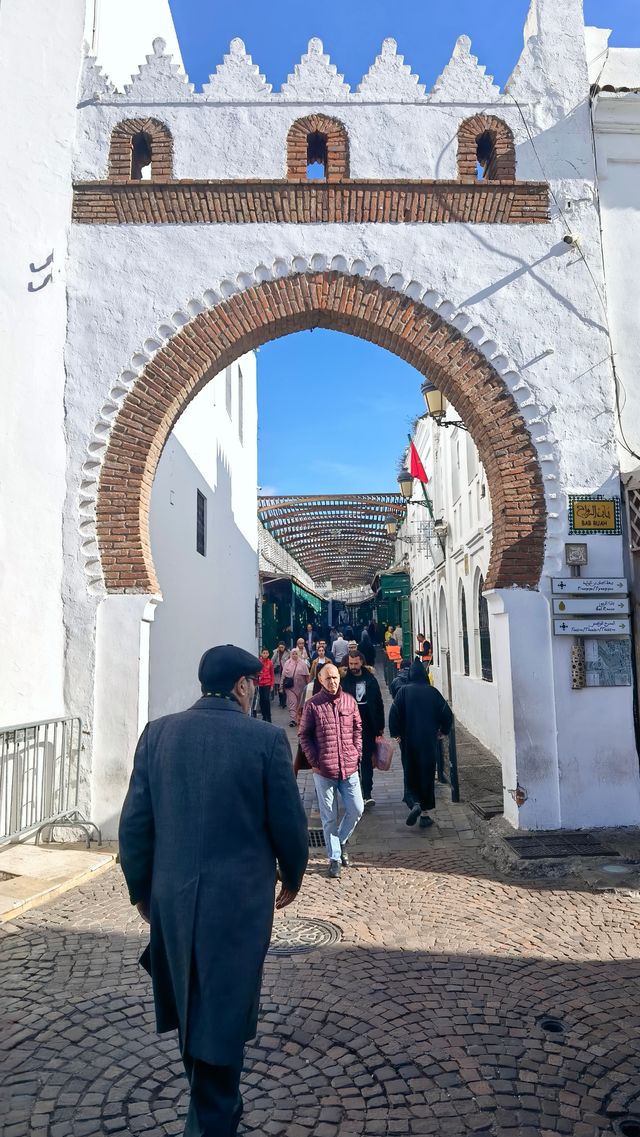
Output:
top-left (553, 597), bottom-right (630, 616)
top-left (552, 577), bottom-right (627, 596)
top-left (553, 618), bottom-right (630, 636)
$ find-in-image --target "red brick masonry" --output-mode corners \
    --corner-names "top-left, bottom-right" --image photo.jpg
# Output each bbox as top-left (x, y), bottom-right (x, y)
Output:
top-left (73, 178), bottom-right (549, 225)
top-left (96, 274), bottom-right (546, 594)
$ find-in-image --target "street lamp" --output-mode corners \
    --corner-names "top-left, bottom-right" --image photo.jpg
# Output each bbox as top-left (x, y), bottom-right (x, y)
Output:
top-left (397, 467), bottom-right (414, 501)
top-left (385, 513), bottom-right (398, 537)
top-left (421, 378), bottom-right (446, 422)
top-left (420, 378), bottom-right (470, 431)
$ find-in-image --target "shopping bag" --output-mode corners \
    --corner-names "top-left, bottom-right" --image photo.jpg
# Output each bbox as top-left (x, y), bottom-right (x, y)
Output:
top-left (372, 736), bottom-right (394, 771)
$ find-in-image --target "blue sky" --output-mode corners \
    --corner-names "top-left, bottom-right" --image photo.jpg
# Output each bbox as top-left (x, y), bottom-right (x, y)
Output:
top-left (168, 0), bottom-right (640, 494)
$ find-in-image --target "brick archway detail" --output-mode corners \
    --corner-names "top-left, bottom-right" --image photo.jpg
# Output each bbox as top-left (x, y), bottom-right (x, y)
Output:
top-left (286, 114), bottom-right (349, 181)
top-left (108, 118), bottom-right (173, 182)
top-left (458, 115), bottom-right (516, 181)
top-left (96, 273), bottom-right (546, 594)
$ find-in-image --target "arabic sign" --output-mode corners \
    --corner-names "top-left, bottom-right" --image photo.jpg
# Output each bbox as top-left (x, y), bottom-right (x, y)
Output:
top-left (553, 597), bottom-right (630, 616)
top-left (569, 495), bottom-right (621, 535)
top-left (553, 618), bottom-right (630, 636)
top-left (552, 577), bottom-right (627, 595)
top-left (585, 638), bottom-right (633, 687)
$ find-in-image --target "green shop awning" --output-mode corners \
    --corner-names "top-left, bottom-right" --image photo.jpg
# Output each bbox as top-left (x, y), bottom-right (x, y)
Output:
top-left (292, 582), bottom-right (322, 615)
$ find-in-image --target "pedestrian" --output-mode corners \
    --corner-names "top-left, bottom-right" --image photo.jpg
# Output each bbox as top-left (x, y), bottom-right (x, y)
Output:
top-left (383, 624), bottom-right (392, 646)
top-left (332, 630), bottom-right (349, 665)
top-left (299, 663), bottom-right (364, 879)
top-left (271, 642), bottom-right (290, 708)
top-left (309, 639), bottom-right (334, 680)
top-left (359, 628), bottom-right (376, 667)
top-left (341, 650), bottom-right (385, 808)
top-left (416, 632), bottom-right (433, 666)
top-left (304, 622), bottom-right (316, 659)
top-left (389, 660), bottom-right (453, 829)
top-left (257, 648), bottom-right (274, 722)
top-left (118, 644), bottom-right (308, 1137)
top-left (295, 636), bottom-right (310, 663)
top-left (281, 648), bottom-right (309, 726)
top-left (393, 624), bottom-right (404, 652)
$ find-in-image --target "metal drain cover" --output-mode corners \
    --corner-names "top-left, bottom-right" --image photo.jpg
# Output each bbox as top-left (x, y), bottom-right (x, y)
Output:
top-left (269, 917), bottom-right (341, 956)
top-left (503, 831), bottom-right (619, 859)
top-left (308, 828), bottom-right (325, 848)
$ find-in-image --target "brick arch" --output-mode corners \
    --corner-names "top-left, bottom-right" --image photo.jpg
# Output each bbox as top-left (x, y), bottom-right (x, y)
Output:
top-left (286, 114), bottom-right (349, 181)
top-left (96, 273), bottom-right (546, 594)
top-left (458, 115), bottom-right (516, 181)
top-left (108, 118), bottom-right (173, 182)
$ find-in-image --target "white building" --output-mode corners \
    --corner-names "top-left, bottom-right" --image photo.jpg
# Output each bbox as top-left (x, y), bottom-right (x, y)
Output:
top-left (150, 356), bottom-right (259, 719)
top-left (3, 0), bottom-right (640, 836)
top-left (399, 414), bottom-right (499, 758)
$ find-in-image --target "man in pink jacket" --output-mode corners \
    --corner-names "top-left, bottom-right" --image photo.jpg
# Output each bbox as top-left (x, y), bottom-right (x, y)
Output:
top-left (299, 664), bottom-right (364, 879)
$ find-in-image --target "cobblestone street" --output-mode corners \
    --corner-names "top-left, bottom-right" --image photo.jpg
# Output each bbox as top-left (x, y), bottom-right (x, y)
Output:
top-left (2, 688), bottom-right (640, 1137)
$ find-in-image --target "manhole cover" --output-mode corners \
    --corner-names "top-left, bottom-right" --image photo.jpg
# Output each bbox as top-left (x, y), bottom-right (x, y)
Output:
top-left (537, 1014), bottom-right (565, 1035)
top-left (269, 918), bottom-right (341, 956)
top-left (614, 1118), bottom-right (640, 1137)
top-left (503, 832), bottom-right (619, 859)
top-left (470, 797), bottom-right (503, 820)
top-left (308, 828), bottom-right (325, 848)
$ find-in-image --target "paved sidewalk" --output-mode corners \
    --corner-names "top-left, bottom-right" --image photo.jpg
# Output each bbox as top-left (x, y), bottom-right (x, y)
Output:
top-left (2, 678), bottom-right (640, 1136)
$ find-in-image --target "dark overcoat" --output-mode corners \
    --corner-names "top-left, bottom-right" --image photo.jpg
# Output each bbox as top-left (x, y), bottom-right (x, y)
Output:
top-left (388, 668), bottom-right (453, 811)
top-left (118, 696), bottom-right (309, 1065)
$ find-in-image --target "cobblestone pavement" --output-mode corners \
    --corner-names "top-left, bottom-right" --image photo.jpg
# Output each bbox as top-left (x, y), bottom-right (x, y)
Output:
top-left (2, 678), bottom-right (640, 1136)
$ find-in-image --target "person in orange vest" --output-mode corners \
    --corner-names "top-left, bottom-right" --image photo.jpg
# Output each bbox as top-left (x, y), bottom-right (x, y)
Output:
top-left (416, 633), bottom-right (433, 667)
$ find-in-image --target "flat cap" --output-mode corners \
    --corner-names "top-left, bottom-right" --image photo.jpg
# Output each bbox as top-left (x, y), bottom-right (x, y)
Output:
top-left (198, 644), bottom-right (263, 694)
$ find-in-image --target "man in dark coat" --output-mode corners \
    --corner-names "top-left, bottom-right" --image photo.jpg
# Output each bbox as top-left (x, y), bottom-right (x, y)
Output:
top-left (341, 650), bottom-right (385, 808)
top-left (118, 644), bottom-right (309, 1137)
top-left (389, 660), bottom-right (453, 829)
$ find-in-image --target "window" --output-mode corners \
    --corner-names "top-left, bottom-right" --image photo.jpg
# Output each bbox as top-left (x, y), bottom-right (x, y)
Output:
top-left (475, 131), bottom-right (495, 181)
top-left (238, 366), bottom-right (244, 443)
top-left (196, 489), bottom-right (207, 556)
top-left (478, 575), bottom-right (493, 682)
top-left (457, 115), bottom-right (516, 182)
top-left (131, 131), bottom-right (153, 180)
top-left (108, 118), bottom-right (173, 182)
top-left (307, 131), bottom-right (328, 179)
top-left (460, 587), bottom-right (470, 677)
top-left (286, 114), bottom-right (349, 181)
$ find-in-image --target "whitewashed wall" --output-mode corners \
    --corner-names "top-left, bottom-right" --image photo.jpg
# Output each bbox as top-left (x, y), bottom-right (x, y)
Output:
top-left (0, 0), bottom-right (633, 832)
top-left (87, 0), bottom-right (184, 92)
top-left (0, 0), bottom-right (87, 725)
top-left (149, 355), bottom-right (258, 719)
top-left (61, 0), bottom-right (640, 833)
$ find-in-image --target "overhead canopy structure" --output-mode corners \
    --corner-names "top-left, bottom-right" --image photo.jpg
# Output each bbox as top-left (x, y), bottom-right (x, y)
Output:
top-left (257, 494), bottom-right (406, 588)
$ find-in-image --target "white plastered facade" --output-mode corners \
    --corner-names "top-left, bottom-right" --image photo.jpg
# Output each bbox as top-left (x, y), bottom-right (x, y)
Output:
top-left (3, 0), bottom-right (640, 835)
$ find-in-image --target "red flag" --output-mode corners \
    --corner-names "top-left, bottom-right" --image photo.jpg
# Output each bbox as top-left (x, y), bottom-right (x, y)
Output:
top-left (409, 441), bottom-right (428, 483)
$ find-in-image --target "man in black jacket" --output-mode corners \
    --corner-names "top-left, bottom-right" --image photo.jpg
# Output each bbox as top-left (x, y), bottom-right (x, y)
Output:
top-left (341, 650), bottom-right (385, 809)
top-left (119, 644), bottom-right (309, 1137)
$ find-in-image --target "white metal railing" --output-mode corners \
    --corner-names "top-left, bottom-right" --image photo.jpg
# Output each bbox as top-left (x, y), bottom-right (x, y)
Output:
top-left (0, 717), bottom-right (100, 846)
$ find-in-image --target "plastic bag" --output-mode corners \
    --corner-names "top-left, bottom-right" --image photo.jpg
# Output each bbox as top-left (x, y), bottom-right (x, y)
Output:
top-left (372, 736), bottom-right (394, 771)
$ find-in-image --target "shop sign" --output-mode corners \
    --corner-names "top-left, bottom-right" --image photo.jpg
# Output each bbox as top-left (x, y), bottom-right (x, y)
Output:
top-left (568, 495), bottom-right (621, 535)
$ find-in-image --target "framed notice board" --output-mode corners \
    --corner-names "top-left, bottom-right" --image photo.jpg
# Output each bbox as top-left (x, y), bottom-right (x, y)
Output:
top-left (584, 638), bottom-right (633, 687)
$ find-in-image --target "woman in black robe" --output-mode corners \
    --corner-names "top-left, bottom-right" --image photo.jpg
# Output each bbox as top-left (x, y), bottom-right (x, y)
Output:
top-left (389, 661), bottom-right (453, 828)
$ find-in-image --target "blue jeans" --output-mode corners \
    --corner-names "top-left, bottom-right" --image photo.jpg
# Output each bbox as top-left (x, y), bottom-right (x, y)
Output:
top-left (313, 771), bottom-right (364, 862)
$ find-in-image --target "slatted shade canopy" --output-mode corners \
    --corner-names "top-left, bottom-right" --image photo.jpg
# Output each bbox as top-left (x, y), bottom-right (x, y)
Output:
top-left (258, 493), bottom-right (405, 587)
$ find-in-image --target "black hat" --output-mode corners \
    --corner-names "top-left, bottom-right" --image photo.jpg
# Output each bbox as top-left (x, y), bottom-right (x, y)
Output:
top-left (198, 644), bottom-right (263, 695)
